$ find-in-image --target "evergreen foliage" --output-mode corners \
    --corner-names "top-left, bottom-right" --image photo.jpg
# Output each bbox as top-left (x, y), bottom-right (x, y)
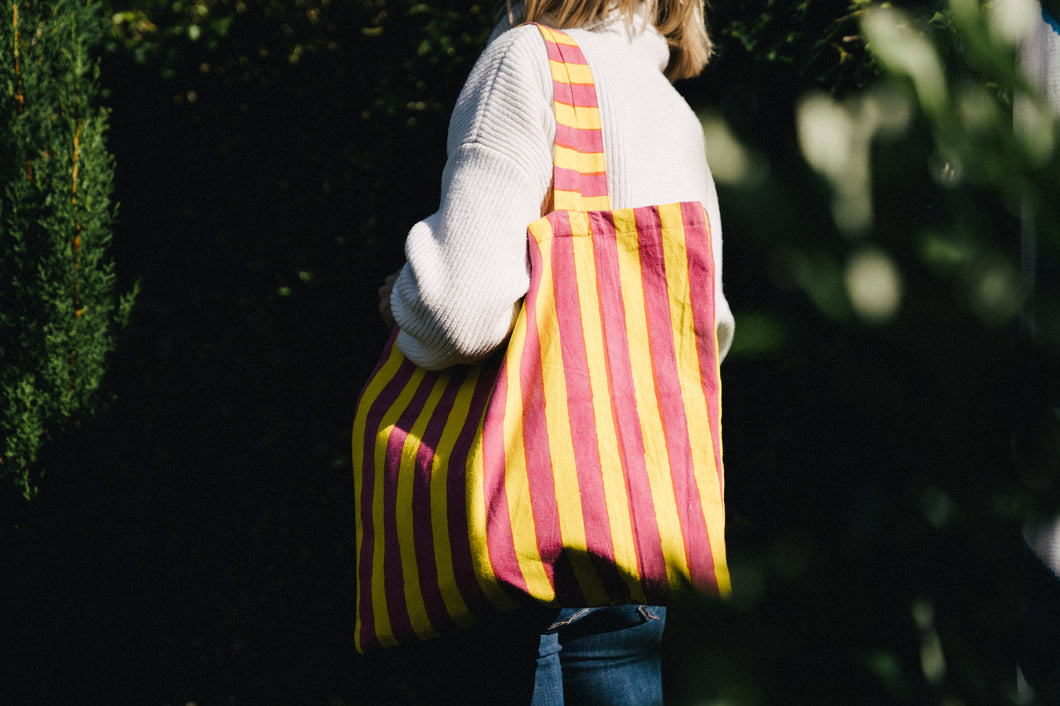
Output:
top-left (0, 0), bottom-right (134, 499)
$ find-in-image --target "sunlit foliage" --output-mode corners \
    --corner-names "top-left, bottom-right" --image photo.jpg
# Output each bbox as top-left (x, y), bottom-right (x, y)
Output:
top-left (1, 0), bottom-right (136, 499)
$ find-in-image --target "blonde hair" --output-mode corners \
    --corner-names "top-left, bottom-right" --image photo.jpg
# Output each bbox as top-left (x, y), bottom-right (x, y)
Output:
top-left (507, 0), bottom-right (713, 81)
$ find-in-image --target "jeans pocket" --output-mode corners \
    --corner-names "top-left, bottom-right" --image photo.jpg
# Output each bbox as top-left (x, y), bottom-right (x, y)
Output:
top-left (548, 605), bottom-right (666, 639)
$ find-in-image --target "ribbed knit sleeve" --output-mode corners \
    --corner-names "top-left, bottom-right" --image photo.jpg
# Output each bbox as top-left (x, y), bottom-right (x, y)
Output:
top-left (391, 25), bottom-right (553, 370)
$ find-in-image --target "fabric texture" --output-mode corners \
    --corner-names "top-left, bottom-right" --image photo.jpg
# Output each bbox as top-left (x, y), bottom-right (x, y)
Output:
top-left (352, 24), bottom-right (728, 653)
top-left (390, 9), bottom-right (733, 370)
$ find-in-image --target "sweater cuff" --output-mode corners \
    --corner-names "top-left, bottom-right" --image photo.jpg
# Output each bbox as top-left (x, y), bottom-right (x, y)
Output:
top-left (715, 295), bottom-right (735, 363)
top-left (1025, 513), bottom-right (1060, 580)
top-left (394, 327), bottom-right (454, 371)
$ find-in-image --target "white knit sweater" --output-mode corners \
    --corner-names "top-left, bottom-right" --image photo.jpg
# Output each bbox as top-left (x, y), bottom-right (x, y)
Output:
top-left (390, 11), bottom-right (734, 370)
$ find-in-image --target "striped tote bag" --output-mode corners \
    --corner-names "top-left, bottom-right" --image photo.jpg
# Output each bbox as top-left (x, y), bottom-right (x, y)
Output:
top-left (352, 23), bottom-right (728, 653)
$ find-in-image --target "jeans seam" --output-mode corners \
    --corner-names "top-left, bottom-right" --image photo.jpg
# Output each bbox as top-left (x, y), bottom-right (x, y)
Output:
top-left (547, 607), bottom-right (593, 631)
top-left (637, 605), bottom-right (662, 621)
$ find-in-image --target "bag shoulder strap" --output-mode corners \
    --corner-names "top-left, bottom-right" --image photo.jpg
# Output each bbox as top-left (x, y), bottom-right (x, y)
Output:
top-left (533, 24), bottom-right (612, 213)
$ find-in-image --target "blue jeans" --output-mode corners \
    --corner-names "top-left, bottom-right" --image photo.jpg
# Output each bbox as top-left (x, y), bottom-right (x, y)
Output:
top-left (405, 605), bottom-right (666, 705)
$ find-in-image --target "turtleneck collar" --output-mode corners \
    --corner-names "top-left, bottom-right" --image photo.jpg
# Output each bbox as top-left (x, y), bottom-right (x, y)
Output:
top-left (492, 3), bottom-right (669, 71)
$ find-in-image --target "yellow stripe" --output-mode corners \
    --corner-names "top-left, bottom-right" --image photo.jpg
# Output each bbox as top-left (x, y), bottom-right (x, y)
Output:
top-left (574, 104), bottom-right (601, 132)
top-left (368, 363), bottom-right (427, 648)
top-left (554, 144), bottom-right (605, 174)
top-left (612, 208), bottom-right (687, 588)
top-left (541, 26), bottom-right (580, 47)
top-left (567, 213), bottom-right (646, 603)
top-left (351, 344), bottom-right (405, 651)
top-left (552, 192), bottom-right (611, 214)
top-left (550, 59), bottom-right (594, 86)
top-left (538, 25), bottom-right (561, 43)
top-left (534, 213), bottom-right (601, 602)
top-left (462, 297), bottom-right (541, 610)
top-left (464, 425), bottom-right (521, 611)
top-left (581, 195), bottom-right (610, 211)
top-left (711, 363), bottom-right (731, 595)
top-left (554, 101), bottom-right (601, 131)
top-left (658, 203), bottom-right (728, 592)
top-left (553, 189), bottom-right (582, 212)
top-left (429, 369), bottom-right (480, 628)
top-left (528, 215), bottom-right (553, 245)
top-left (394, 375), bottom-right (449, 641)
top-left (579, 150), bottom-right (606, 176)
top-left (500, 298), bottom-right (556, 602)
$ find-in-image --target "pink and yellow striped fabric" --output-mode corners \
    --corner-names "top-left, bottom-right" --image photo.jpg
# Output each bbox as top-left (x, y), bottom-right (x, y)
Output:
top-left (351, 24), bottom-right (728, 653)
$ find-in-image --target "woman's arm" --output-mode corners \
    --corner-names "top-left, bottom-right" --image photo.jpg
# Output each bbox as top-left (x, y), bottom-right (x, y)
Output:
top-left (388, 26), bottom-right (553, 370)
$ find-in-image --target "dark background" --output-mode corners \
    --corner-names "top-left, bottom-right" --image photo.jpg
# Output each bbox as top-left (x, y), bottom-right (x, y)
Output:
top-left (4, 0), bottom-right (1059, 703)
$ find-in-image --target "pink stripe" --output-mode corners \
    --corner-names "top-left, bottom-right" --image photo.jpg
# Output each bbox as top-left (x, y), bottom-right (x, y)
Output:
top-left (517, 236), bottom-right (562, 594)
top-left (555, 126), bottom-right (604, 154)
top-left (677, 203), bottom-right (721, 464)
top-left (564, 82), bottom-right (599, 105)
top-left (633, 206), bottom-right (716, 590)
top-left (549, 217), bottom-right (626, 601)
top-left (356, 341), bottom-right (415, 650)
top-left (552, 166), bottom-right (580, 193)
top-left (409, 374), bottom-right (466, 636)
top-left (357, 334), bottom-right (407, 417)
top-left (553, 163), bottom-right (603, 196)
top-left (380, 371), bottom-right (438, 642)
top-left (447, 363), bottom-right (503, 618)
top-left (550, 65), bottom-right (578, 112)
top-left (545, 39), bottom-right (588, 66)
top-left (543, 23), bottom-right (609, 219)
top-left (552, 87), bottom-right (576, 112)
top-left (682, 201), bottom-right (724, 540)
top-left (587, 210), bottom-right (668, 599)
top-left (479, 357), bottom-right (527, 594)
top-left (553, 84), bottom-right (599, 108)
top-left (553, 166), bottom-right (606, 195)
top-left (549, 36), bottom-right (591, 80)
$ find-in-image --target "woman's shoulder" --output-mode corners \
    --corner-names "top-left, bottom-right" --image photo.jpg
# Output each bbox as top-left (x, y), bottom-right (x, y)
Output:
top-left (474, 22), bottom-right (550, 82)
top-left (448, 23), bottom-right (553, 149)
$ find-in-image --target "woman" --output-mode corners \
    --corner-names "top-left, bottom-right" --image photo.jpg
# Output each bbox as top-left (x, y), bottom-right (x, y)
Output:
top-left (377, 0), bottom-right (734, 702)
